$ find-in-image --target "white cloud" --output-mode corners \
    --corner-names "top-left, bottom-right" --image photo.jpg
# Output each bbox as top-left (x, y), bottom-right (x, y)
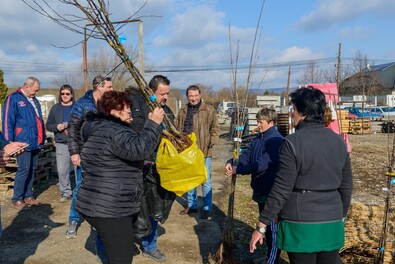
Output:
top-left (145, 2), bottom-right (260, 90)
top-left (338, 26), bottom-right (372, 40)
top-left (153, 5), bottom-right (226, 48)
top-left (295, 0), bottom-right (394, 31)
top-left (272, 46), bottom-right (316, 62)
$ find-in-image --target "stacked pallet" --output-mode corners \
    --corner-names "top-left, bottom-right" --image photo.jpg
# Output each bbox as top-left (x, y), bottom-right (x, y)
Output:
top-left (0, 166), bottom-right (17, 191)
top-left (349, 119), bottom-right (372, 134)
top-left (246, 107), bottom-right (260, 133)
top-left (0, 142), bottom-right (55, 191)
top-left (337, 110), bottom-right (351, 133)
top-left (277, 113), bottom-right (290, 137)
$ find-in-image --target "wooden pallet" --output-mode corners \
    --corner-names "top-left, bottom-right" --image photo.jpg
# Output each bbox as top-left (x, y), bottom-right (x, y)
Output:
top-left (34, 167), bottom-right (51, 183)
top-left (0, 142), bottom-right (55, 191)
top-left (349, 120), bottom-right (371, 134)
top-left (0, 180), bottom-right (14, 191)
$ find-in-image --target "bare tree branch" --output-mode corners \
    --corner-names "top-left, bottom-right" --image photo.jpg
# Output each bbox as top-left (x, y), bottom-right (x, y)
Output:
top-left (22, 0), bottom-right (192, 150)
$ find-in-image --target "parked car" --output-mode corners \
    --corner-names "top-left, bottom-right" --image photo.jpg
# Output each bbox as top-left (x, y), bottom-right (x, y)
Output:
top-left (370, 106), bottom-right (395, 118)
top-left (225, 105), bottom-right (245, 118)
top-left (345, 107), bottom-right (381, 119)
top-left (217, 101), bottom-right (243, 114)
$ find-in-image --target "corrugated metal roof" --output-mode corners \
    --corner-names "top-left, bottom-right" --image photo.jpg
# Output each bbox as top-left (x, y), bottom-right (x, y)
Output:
top-left (357, 62), bottom-right (395, 88)
top-left (365, 62), bottom-right (395, 72)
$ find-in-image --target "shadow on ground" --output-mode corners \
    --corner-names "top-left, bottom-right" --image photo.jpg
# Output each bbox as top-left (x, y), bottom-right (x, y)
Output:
top-left (0, 203), bottom-right (63, 263)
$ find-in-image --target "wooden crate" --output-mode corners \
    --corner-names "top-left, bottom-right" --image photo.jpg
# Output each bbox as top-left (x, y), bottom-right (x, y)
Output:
top-left (338, 120), bottom-right (350, 133)
top-left (349, 120), bottom-right (371, 134)
top-left (337, 110), bottom-right (349, 119)
top-left (0, 142), bottom-right (55, 191)
top-left (277, 113), bottom-right (290, 137)
top-left (0, 180), bottom-right (14, 192)
top-left (34, 167), bottom-right (51, 183)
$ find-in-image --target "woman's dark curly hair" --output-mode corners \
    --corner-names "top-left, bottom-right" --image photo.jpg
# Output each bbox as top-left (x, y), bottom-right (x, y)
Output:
top-left (97, 90), bottom-right (131, 116)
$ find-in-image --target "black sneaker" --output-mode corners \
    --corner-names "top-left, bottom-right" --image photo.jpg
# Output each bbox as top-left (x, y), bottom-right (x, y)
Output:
top-left (201, 210), bottom-right (211, 219)
top-left (142, 249), bottom-right (166, 262)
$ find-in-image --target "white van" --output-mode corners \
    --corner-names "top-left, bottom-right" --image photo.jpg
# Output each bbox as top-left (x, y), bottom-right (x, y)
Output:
top-left (37, 94), bottom-right (57, 122)
top-left (217, 101), bottom-right (243, 113)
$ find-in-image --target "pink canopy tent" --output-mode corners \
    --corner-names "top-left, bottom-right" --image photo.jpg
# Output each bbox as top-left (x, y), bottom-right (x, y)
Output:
top-left (306, 83), bottom-right (352, 152)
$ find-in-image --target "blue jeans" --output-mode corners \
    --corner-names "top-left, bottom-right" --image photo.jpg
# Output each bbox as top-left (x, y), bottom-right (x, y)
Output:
top-left (187, 157), bottom-right (212, 211)
top-left (11, 150), bottom-right (39, 202)
top-left (69, 166), bottom-right (82, 223)
top-left (142, 217), bottom-right (158, 252)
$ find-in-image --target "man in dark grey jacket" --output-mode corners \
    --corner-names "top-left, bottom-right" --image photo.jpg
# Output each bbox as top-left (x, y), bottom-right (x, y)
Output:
top-left (128, 75), bottom-right (175, 262)
top-left (65, 75), bottom-right (113, 264)
top-left (66, 76), bottom-right (113, 239)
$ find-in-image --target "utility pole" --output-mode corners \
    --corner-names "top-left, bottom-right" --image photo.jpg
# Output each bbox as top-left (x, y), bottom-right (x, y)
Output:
top-left (336, 43), bottom-right (341, 89)
top-left (286, 65), bottom-right (291, 136)
top-left (336, 43), bottom-right (343, 132)
top-left (285, 65), bottom-right (291, 106)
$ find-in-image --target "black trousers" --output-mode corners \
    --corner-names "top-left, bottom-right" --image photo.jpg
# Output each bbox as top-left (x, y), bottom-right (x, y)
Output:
top-left (287, 250), bottom-right (343, 264)
top-left (84, 216), bottom-right (136, 264)
top-left (258, 203), bottom-right (281, 264)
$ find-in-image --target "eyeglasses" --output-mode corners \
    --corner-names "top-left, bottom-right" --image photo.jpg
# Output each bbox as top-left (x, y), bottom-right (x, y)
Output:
top-left (94, 76), bottom-right (112, 88)
top-left (61, 93), bottom-right (71, 96)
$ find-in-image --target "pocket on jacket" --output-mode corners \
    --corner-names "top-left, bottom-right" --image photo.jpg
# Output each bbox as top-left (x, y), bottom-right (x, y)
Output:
top-left (16, 127), bottom-right (23, 136)
top-left (15, 128), bottom-right (28, 142)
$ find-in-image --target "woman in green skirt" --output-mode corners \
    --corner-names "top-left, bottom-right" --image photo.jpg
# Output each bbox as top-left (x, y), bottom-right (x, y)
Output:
top-left (250, 87), bottom-right (352, 264)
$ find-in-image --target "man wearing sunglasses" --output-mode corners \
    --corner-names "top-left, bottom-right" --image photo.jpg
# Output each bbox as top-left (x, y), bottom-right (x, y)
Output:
top-left (46, 84), bottom-right (75, 203)
top-left (65, 75), bottom-right (113, 263)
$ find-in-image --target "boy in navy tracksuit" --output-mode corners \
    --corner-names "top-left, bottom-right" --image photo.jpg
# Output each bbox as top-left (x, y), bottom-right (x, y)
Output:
top-left (225, 107), bottom-right (283, 264)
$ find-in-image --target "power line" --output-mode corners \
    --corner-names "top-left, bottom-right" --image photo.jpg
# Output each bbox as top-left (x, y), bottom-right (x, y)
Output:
top-left (1, 57), bottom-right (392, 75)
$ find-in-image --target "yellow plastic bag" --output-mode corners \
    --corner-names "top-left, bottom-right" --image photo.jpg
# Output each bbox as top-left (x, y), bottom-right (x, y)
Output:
top-left (156, 132), bottom-right (207, 196)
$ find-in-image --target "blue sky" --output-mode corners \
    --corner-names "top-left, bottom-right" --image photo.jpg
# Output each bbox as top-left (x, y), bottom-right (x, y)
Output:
top-left (1, 0), bottom-right (394, 91)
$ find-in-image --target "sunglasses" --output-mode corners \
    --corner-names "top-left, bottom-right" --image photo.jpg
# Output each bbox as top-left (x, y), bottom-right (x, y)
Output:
top-left (94, 76), bottom-right (112, 88)
top-left (61, 92), bottom-right (71, 96)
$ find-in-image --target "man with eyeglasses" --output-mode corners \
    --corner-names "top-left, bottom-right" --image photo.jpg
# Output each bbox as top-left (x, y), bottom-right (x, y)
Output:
top-left (46, 84), bottom-right (75, 203)
top-left (65, 75), bottom-right (113, 263)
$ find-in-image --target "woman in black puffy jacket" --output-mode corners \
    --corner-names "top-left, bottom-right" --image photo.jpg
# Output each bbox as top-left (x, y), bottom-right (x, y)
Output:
top-left (75, 90), bottom-right (164, 264)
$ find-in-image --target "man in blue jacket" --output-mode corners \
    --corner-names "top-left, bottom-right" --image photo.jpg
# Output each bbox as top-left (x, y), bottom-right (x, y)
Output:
top-left (2, 77), bottom-right (45, 210)
top-left (65, 75), bottom-right (113, 263)
top-left (66, 76), bottom-right (113, 238)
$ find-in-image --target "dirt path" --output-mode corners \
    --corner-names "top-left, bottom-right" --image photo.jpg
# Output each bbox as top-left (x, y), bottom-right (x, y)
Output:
top-left (0, 137), bottom-right (233, 264)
